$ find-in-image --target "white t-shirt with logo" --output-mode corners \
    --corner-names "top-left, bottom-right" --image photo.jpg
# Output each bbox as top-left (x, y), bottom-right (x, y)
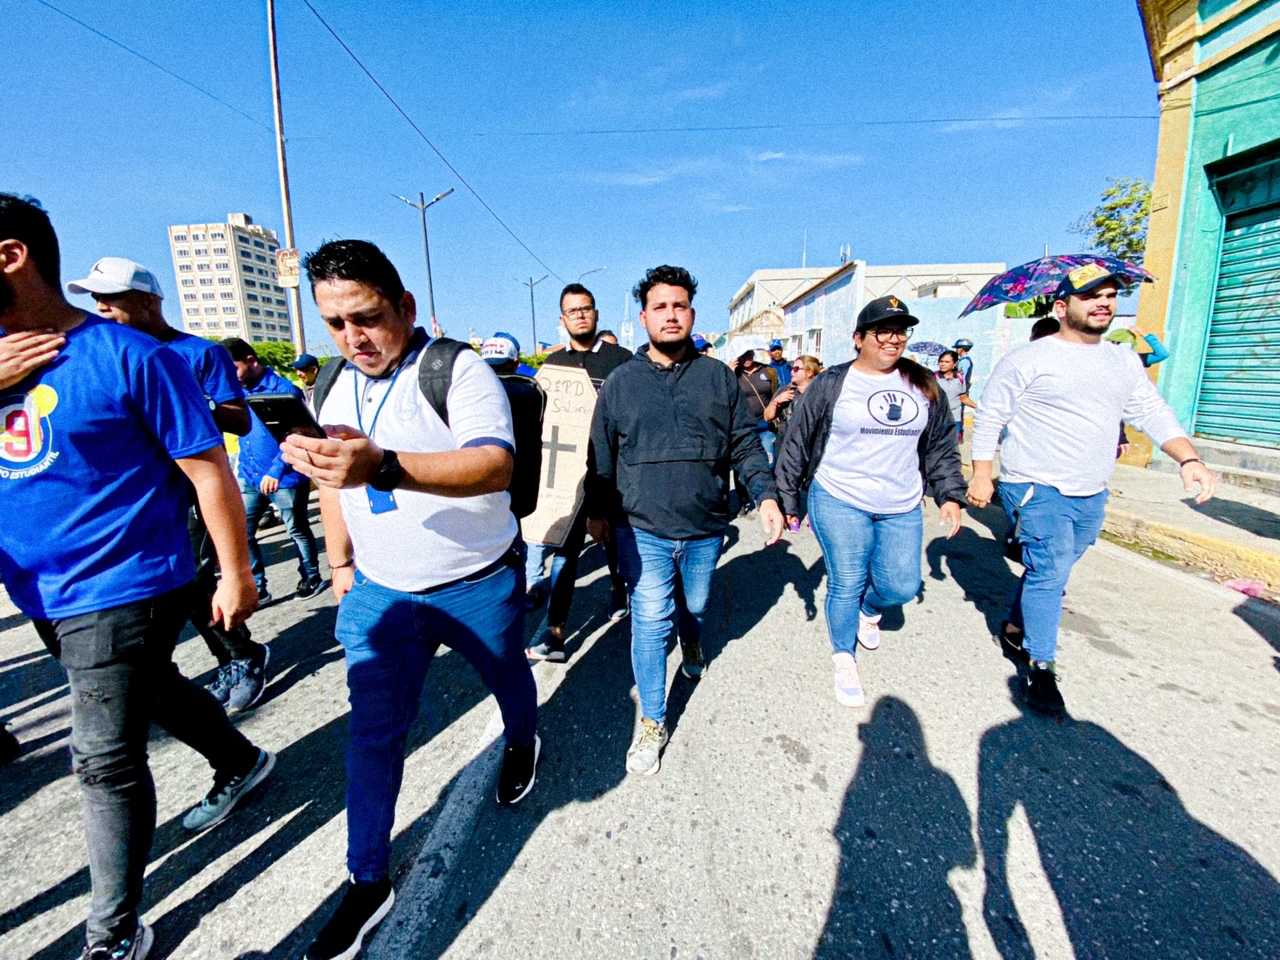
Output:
top-left (813, 367), bottom-right (929, 514)
top-left (317, 345), bottom-right (518, 592)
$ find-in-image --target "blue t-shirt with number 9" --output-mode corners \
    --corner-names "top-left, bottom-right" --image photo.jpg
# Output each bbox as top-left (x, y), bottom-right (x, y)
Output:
top-left (0, 315), bottom-right (224, 619)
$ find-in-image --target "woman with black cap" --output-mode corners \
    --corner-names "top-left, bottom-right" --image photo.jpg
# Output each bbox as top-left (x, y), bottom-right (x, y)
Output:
top-left (775, 296), bottom-right (968, 707)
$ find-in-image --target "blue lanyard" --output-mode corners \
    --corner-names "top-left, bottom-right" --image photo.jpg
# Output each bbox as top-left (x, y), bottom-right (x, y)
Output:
top-left (353, 355), bottom-right (412, 440)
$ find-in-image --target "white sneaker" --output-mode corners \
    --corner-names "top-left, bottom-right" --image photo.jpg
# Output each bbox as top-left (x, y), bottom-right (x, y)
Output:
top-left (833, 652), bottom-right (865, 708)
top-left (857, 613), bottom-right (881, 651)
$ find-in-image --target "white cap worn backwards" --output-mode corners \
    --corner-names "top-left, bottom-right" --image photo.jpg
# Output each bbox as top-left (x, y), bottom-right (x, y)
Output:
top-left (67, 257), bottom-right (164, 300)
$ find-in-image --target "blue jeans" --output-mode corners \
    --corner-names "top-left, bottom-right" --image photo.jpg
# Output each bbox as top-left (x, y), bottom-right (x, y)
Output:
top-left (335, 556), bottom-right (536, 882)
top-left (240, 481), bottom-right (321, 589)
top-left (998, 481), bottom-right (1108, 663)
top-left (807, 479), bottom-right (923, 658)
top-left (615, 527), bottom-right (723, 726)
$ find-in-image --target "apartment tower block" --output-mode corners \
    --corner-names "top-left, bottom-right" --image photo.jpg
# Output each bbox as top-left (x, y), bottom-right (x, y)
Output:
top-left (167, 213), bottom-right (294, 343)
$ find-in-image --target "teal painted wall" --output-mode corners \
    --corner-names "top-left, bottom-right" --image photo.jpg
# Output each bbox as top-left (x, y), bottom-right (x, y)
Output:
top-left (1158, 21), bottom-right (1280, 432)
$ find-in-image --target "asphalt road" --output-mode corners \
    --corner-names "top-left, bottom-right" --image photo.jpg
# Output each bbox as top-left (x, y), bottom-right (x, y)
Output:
top-left (2, 498), bottom-right (1278, 959)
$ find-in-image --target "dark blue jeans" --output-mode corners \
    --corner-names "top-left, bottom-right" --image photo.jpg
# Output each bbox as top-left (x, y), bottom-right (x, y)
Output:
top-left (615, 526), bottom-right (723, 726)
top-left (34, 587), bottom-right (257, 947)
top-left (999, 481), bottom-right (1108, 662)
top-left (334, 556), bottom-right (536, 882)
top-left (240, 481), bottom-right (321, 589)
top-left (807, 479), bottom-right (923, 658)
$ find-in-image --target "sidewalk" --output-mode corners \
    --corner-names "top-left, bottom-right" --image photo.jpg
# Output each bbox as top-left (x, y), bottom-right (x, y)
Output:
top-left (1105, 464), bottom-right (1280, 594)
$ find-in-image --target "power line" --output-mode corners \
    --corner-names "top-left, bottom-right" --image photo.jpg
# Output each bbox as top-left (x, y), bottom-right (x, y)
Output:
top-left (300, 0), bottom-right (565, 283)
top-left (30, 0), bottom-right (273, 132)
top-left (468, 114), bottom-right (1162, 138)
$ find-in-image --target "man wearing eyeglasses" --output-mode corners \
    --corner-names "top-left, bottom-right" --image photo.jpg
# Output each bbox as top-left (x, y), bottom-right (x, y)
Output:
top-left (524, 284), bottom-right (633, 661)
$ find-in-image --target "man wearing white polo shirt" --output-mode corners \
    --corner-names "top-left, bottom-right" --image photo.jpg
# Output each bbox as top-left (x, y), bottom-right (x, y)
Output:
top-left (280, 240), bottom-right (539, 960)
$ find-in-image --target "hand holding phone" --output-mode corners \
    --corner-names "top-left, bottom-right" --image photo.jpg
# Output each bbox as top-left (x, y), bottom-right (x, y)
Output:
top-left (246, 393), bottom-right (327, 443)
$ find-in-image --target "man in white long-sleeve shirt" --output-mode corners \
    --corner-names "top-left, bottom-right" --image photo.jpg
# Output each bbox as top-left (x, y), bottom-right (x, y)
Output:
top-left (967, 264), bottom-right (1215, 713)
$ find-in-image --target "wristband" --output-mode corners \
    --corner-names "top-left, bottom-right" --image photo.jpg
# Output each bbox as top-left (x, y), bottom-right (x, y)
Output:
top-left (1179, 458), bottom-right (1203, 468)
top-left (331, 559), bottom-right (355, 570)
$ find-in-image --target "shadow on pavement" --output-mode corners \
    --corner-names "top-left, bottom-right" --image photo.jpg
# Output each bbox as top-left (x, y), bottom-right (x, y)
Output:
top-left (814, 696), bottom-right (975, 959)
top-left (927, 514), bottom-right (1020, 636)
top-left (1191, 496), bottom-right (1280, 542)
top-left (3, 640), bottom-right (494, 960)
top-left (1231, 598), bottom-right (1280, 675)
top-left (979, 676), bottom-right (1280, 959)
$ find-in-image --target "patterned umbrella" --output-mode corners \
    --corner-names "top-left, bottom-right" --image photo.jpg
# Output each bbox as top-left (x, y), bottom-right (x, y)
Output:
top-left (907, 340), bottom-right (947, 356)
top-left (958, 255), bottom-right (1155, 318)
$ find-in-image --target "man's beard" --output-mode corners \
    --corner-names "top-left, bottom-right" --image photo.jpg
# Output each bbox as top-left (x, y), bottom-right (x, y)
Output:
top-left (1063, 310), bottom-right (1113, 335)
top-left (650, 336), bottom-right (689, 359)
top-left (0, 273), bottom-right (14, 320)
top-left (569, 325), bottom-right (597, 347)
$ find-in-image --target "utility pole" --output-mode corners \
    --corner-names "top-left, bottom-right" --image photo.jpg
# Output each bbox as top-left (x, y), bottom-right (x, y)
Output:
top-left (394, 188), bottom-right (454, 337)
top-left (266, 0), bottom-right (306, 355)
top-left (516, 275), bottom-right (548, 352)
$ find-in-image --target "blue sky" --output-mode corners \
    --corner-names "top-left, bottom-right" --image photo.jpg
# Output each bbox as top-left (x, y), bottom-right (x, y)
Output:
top-left (8, 0), bottom-right (1160, 353)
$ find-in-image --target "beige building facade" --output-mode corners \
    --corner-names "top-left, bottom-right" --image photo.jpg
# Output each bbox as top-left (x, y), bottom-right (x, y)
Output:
top-left (167, 213), bottom-right (295, 344)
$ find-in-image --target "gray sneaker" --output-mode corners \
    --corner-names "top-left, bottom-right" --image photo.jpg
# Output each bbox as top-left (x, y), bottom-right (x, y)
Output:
top-left (226, 645), bottom-right (270, 712)
top-left (680, 640), bottom-right (705, 680)
top-left (625, 718), bottom-right (669, 776)
top-left (204, 663), bottom-right (236, 705)
top-left (81, 921), bottom-right (153, 959)
top-left (182, 749), bottom-right (276, 832)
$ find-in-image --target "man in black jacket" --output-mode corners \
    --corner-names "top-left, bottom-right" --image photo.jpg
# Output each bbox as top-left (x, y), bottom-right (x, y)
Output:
top-left (588, 265), bottom-right (783, 776)
top-left (525, 283), bottom-right (633, 662)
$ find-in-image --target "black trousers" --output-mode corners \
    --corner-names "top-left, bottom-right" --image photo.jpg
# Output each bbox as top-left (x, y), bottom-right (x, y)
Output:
top-left (35, 585), bottom-right (258, 946)
top-left (547, 508), bottom-right (626, 628)
top-left (188, 506), bottom-right (261, 665)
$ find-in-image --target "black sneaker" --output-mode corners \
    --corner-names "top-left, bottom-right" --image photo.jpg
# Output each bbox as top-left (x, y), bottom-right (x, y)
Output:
top-left (81, 921), bottom-right (153, 959)
top-left (0, 725), bottom-right (19, 766)
top-left (680, 639), bottom-right (705, 679)
top-left (998, 621), bottom-right (1030, 665)
top-left (294, 577), bottom-right (329, 601)
top-left (1026, 662), bottom-right (1064, 715)
top-left (496, 734), bottom-right (541, 806)
top-left (524, 583), bottom-right (547, 611)
top-left (526, 630), bottom-right (566, 663)
top-left (607, 584), bottom-right (629, 622)
top-left (307, 877), bottom-right (395, 960)
top-left (257, 585), bottom-right (272, 604)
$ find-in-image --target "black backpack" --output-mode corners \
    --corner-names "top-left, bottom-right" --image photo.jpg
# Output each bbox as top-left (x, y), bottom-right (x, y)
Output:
top-left (311, 337), bottom-right (546, 519)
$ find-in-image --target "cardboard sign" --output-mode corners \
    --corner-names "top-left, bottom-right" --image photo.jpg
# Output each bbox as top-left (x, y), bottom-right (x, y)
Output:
top-left (522, 365), bottom-right (596, 547)
top-left (276, 248), bottom-right (300, 288)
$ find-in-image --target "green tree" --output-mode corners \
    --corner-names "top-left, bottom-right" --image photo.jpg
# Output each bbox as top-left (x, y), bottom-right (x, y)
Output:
top-left (1071, 177), bottom-right (1152, 264)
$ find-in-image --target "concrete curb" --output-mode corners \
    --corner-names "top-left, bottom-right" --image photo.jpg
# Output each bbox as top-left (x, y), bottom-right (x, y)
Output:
top-left (1103, 505), bottom-right (1280, 589)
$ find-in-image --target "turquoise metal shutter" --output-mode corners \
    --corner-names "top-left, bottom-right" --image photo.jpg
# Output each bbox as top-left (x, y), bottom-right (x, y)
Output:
top-left (1193, 203), bottom-right (1280, 446)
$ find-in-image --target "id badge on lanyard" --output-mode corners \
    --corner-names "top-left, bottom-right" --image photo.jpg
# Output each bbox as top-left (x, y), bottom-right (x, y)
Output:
top-left (356, 362), bottom-right (411, 515)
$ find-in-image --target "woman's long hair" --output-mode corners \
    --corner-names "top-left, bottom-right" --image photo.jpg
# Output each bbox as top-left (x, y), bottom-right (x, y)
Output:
top-left (893, 355), bottom-right (940, 404)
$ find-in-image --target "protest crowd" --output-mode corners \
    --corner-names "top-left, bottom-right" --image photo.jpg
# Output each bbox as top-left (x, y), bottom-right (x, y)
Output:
top-left (0, 193), bottom-right (1219, 960)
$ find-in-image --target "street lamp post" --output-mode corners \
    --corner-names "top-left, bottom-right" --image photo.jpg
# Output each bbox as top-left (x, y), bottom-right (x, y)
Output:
top-left (266, 0), bottom-right (306, 354)
top-left (577, 266), bottom-right (606, 283)
top-left (516, 275), bottom-right (548, 352)
top-left (394, 188), bottom-right (453, 337)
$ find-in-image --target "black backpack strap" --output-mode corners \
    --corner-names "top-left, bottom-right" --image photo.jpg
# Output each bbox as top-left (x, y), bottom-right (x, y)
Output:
top-left (417, 337), bottom-right (471, 427)
top-left (310, 356), bottom-right (347, 415)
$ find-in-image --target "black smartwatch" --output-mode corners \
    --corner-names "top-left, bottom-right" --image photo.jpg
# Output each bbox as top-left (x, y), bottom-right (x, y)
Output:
top-left (370, 449), bottom-right (404, 492)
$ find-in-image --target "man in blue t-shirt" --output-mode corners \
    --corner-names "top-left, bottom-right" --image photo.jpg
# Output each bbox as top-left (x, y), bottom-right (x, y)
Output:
top-left (767, 338), bottom-right (792, 387)
top-left (67, 257), bottom-right (273, 713)
top-left (0, 194), bottom-right (276, 958)
top-left (221, 338), bottom-right (326, 603)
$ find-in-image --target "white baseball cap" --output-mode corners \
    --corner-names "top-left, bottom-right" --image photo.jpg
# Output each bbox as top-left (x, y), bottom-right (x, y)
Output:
top-left (67, 257), bottom-right (164, 300)
top-left (481, 333), bottom-right (520, 365)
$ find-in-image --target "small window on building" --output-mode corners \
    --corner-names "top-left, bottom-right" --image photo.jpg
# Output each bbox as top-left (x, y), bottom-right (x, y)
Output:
top-left (196, 263), bottom-right (210, 271)
top-left (211, 231), bottom-right (225, 240)
top-left (204, 307), bottom-right (217, 315)
top-left (255, 255), bottom-right (267, 263)
top-left (186, 308), bottom-right (199, 316)
top-left (188, 322), bottom-right (202, 329)
top-left (250, 321), bottom-right (264, 329)
top-left (218, 277), bottom-right (232, 285)
top-left (212, 246), bottom-right (227, 255)
top-left (247, 293), bottom-right (258, 301)
top-left (179, 264), bottom-right (192, 272)
top-left (238, 236), bottom-right (250, 245)
top-left (220, 291), bottom-right (234, 300)
top-left (244, 279), bottom-right (256, 287)
top-left (240, 250), bottom-right (252, 259)
top-left (199, 278), bottom-right (213, 286)
top-left (275, 298), bottom-right (286, 307)
top-left (222, 306), bottom-right (237, 314)
top-left (183, 293), bottom-right (196, 301)
top-left (193, 233), bottom-right (205, 241)
top-left (173, 233), bottom-right (188, 242)
top-left (194, 247), bottom-right (208, 256)
top-left (201, 293), bottom-right (215, 300)
top-left (215, 262), bottom-right (229, 270)
top-left (249, 308), bottom-right (261, 315)
top-left (181, 279), bottom-right (195, 287)
top-left (241, 265), bottom-right (253, 273)
top-left (177, 249), bottom-right (190, 257)
top-left (253, 240), bottom-right (265, 249)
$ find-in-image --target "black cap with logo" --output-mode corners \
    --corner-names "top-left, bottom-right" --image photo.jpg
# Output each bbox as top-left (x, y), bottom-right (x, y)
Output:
top-left (856, 295), bottom-right (921, 334)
